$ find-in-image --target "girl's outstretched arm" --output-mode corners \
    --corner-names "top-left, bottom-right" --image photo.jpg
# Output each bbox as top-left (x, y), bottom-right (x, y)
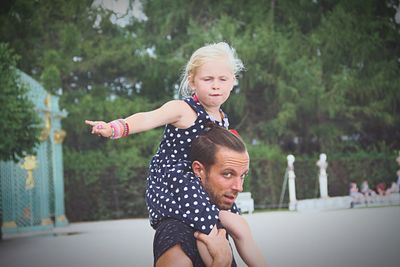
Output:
top-left (85, 100), bottom-right (195, 138)
top-left (219, 210), bottom-right (268, 267)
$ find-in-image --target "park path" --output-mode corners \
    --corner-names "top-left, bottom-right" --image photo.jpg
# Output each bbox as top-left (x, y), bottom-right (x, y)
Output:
top-left (1, 206), bottom-right (399, 267)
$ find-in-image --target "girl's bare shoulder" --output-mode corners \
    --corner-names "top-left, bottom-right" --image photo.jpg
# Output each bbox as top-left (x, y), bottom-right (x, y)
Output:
top-left (164, 100), bottom-right (197, 128)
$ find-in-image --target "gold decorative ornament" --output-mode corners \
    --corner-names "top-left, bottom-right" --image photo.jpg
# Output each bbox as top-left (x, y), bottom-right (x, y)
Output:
top-left (54, 129), bottom-right (66, 144)
top-left (3, 221), bottom-right (17, 229)
top-left (41, 218), bottom-right (53, 226)
top-left (39, 94), bottom-right (52, 141)
top-left (20, 155), bottom-right (38, 190)
top-left (57, 214), bottom-right (68, 223)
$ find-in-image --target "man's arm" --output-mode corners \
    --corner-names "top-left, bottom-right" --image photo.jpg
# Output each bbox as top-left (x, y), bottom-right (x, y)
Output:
top-left (154, 218), bottom-right (232, 267)
top-left (156, 228), bottom-right (233, 267)
top-left (156, 244), bottom-right (193, 267)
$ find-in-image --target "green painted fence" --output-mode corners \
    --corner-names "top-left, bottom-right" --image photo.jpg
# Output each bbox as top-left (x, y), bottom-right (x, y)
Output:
top-left (0, 71), bottom-right (68, 235)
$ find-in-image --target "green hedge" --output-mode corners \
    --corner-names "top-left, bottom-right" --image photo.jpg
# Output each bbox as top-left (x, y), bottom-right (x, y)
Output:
top-left (64, 140), bottom-right (398, 221)
top-left (246, 145), bottom-right (398, 208)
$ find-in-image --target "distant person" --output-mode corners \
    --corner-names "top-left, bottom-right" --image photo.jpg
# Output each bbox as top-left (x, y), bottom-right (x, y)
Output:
top-left (376, 182), bottom-right (387, 196)
top-left (349, 182), bottom-right (363, 198)
top-left (396, 170), bottom-right (400, 191)
top-left (360, 180), bottom-right (376, 197)
top-left (386, 181), bottom-right (399, 195)
top-left (349, 182), bottom-right (364, 207)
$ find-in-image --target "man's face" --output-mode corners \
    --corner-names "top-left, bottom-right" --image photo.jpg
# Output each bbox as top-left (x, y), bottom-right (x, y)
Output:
top-left (196, 147), bottom-right (249, 210)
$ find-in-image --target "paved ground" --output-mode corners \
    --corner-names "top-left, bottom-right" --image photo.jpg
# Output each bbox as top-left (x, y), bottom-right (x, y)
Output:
top-left (1, 206), bottom-right (399, 267)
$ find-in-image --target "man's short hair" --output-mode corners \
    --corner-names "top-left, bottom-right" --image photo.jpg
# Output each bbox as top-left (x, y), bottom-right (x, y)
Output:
top-left (190, 123), bottom-right (246, 172)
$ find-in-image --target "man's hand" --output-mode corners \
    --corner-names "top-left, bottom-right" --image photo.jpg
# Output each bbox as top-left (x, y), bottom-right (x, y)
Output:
top-left (194, 226), bottom-right (232, 267)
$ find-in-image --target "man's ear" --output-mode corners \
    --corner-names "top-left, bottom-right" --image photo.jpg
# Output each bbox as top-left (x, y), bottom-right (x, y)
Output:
top-left (192, 161), bottom-right (204, 179)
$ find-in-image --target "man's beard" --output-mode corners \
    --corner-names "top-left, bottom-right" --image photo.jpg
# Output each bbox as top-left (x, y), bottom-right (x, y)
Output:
top-left (202, 175), bottom-right (233, 210)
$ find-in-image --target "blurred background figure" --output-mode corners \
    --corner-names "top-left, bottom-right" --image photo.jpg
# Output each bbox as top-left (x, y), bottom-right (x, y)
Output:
top-left (376, 182), bottom-right (387, 196)
top-left (360, 180), bottom-right (376, 204)
top-left (361, 180), bottom-right (376, 197)
top-left (386, 181), bottom-right (399, 195)
top-left (349, 182), bottom-right (365, 207)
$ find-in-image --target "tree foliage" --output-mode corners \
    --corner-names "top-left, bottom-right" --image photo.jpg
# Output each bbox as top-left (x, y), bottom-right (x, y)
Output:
top-left (1, 0), bottom-right (399, 220)
top-left (0, 43), bottom-right (40, 162)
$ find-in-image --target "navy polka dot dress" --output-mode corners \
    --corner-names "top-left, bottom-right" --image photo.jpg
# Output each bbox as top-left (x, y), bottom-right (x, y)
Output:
top-left (146, 96), bottom-right (239, 234)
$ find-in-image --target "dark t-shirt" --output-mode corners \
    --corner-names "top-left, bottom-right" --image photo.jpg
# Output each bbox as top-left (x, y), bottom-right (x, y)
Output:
top-left (153, 218), bottom-right (237, 267)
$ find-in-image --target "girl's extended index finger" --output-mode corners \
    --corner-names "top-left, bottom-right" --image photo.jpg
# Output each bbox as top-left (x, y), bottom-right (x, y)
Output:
top-left (85, 120), bottom-right (96, 126)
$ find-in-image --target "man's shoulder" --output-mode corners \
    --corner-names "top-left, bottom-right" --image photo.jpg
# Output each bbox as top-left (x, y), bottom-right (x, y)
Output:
top-left (155, 218), bottom-right (196, 243)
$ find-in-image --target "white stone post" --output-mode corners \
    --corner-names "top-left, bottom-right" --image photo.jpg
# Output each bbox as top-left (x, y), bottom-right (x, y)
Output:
top-left (287, 154), bottom-right (297, 211)
top-left (317, 153), bottom-right (329, 199)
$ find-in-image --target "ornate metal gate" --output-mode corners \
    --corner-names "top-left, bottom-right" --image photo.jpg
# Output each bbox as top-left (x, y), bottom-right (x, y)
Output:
top-left (0, 71), bottom-right (68, 235)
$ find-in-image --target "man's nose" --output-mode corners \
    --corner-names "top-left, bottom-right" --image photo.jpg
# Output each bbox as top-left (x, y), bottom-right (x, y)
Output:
top-left (232, 178), bottom-right (243, 192)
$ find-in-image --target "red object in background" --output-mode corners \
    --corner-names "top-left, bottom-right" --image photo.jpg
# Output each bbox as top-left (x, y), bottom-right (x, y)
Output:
top-left (376, 182), bottom-right (386, 195)
top-left (229, 129), bottom-right (240, 137)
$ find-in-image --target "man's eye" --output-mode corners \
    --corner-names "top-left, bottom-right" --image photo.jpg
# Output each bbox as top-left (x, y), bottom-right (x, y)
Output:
top-left (223, 172), bottom-right (232, 178)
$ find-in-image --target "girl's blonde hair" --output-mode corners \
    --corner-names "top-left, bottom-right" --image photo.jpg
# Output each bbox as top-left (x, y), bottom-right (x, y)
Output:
top-left (178, 42), bottom-right (245, 97)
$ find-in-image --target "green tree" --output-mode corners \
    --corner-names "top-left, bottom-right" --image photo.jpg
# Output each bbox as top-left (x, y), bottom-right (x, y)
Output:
top-left (1, 0), bottom-right (399, 219)
top-left (315, 1), bottom-right (400, 152)
top-left (0, 43), bottom-right (40, 161)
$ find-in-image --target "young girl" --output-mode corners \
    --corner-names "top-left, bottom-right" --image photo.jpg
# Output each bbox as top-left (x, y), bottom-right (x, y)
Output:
top-left (86, 42), bottom-right (267, 266)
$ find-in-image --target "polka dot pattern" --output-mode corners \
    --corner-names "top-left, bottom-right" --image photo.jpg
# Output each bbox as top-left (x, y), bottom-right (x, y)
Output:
top-left (145, 97), bottom-right (238, 234)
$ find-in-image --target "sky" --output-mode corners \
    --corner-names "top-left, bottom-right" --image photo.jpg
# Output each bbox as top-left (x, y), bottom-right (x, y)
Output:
top-left (91, 0), bottom-right (148, 27)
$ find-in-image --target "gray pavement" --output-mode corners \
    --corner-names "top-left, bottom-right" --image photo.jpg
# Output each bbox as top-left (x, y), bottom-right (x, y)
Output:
top-left (1, 206), bottom-right (399, 267)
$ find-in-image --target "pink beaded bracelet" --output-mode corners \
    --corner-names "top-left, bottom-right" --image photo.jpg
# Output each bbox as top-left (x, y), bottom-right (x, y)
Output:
top-left (109, 119), bottom-right (129, 139)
